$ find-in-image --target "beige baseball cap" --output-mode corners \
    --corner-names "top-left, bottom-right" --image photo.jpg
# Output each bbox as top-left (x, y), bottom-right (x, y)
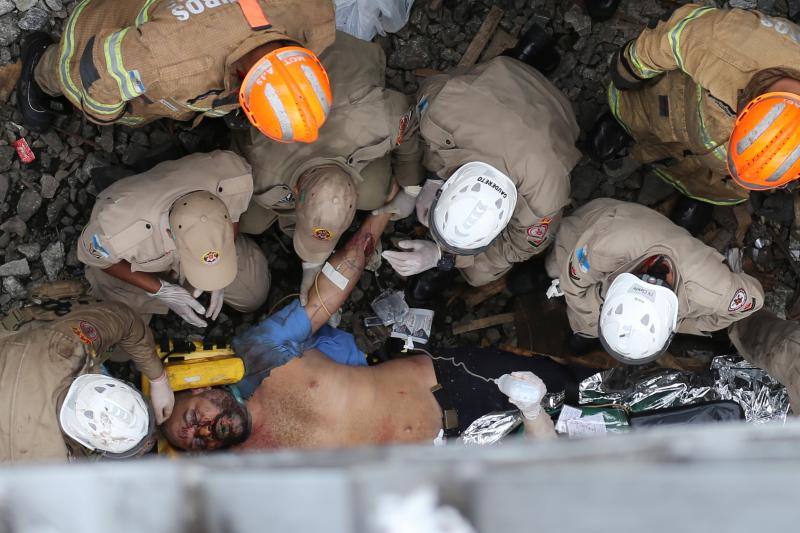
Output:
top-left (293, 165), bottom-right (357, 263)
top-left (170, 191), bottom-right (237, 291)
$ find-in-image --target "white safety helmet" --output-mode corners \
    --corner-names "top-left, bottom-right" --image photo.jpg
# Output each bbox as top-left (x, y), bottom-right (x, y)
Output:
top-left (598, 273), bottom-right (679, 365)
top-left (429, 161), bottom-right (518, 255)
top-left (59, 374), bottom-right (154, 458)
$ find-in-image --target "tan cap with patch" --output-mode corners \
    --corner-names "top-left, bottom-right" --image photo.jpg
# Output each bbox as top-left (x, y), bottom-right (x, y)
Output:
top-left (293, 166), bottom-right (357, 263)
top-left (170, 191), bottom-right (237, 292)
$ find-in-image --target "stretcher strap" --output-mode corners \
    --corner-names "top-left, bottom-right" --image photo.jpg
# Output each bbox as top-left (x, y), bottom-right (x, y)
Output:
top-left (238, 0), bottom-right (272, 30)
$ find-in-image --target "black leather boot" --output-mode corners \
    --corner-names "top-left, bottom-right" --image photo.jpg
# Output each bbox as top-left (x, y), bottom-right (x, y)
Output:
top-left (502, 23), bottom-right (561, 76)
top-left (17, 32), bottom-right (71, 132)
top-left (585, 0), bottom-right (622, 22)
top-left (670, 196), bottom-right (713, 236)
top-left (587, 112), bottom-right (632, 162)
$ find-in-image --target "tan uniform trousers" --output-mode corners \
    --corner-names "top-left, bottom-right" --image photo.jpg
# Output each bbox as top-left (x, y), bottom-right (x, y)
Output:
top-left (729, 310), bottom-right (800, 414)
top-left (85, 236), bottom-right (270, 318)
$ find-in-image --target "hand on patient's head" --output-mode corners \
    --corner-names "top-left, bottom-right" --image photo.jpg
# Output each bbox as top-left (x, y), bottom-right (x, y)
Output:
top-left (161, 388), bottom-right (250, 451)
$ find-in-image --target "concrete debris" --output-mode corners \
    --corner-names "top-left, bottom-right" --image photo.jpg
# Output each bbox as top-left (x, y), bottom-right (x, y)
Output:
top-left (16, 242), bottom-right (40, 260)
top-left (2, 275), bottom-right (26, 298)
top-left (15, 189), bottom-right (42, 222)
top-left (0, 13), bottom-right (20, 47)
top-left (17, 6), bottom-right (48, 30)
top-left (0, 258), bottom-right (29, 277)
top-left (40, 241), bottom-right (64, 280)
top-left (564, 3), bottom-right (591, 36)
top-left (12, 0), bottom-right (35, 10)
top-left (0, 0), bottom-right (13, 17)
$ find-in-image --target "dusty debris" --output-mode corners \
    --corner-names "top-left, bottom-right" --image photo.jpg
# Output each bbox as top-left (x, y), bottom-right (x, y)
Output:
top-left (0, 60), bottom-right (20, 103)
top-left (457, 5), bottom-right (503, 67)
top-left (453, 313), bottom-right (515, 335)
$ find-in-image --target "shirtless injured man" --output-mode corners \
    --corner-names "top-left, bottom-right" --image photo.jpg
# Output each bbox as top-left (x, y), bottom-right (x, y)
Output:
top-left (161, 213), bottom-right (594, 452)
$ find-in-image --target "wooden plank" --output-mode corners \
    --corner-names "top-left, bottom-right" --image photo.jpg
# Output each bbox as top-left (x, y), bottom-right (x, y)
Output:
top-left (412, 68), bottom-right (442, 78)
top-left (453, 313), bottom-right (515, 335)
top-left (460, 275), bottom-right (507, 308)
top-left (0, 61), bottom-right (21, 104)
top-left (458, 6), bottom-right (504, 67)
top-left (479, 28), bottom-right (518, 62)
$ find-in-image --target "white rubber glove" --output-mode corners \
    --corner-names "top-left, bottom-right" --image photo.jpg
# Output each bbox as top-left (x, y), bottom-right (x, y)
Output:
top-left (148, 280), bottom-right (207, 328)
top-left (416, 179), bottom-right (444, 227)
top-left (300, 261), bottom-right (325, 306)
top-left (496, 372), bottom-right (547, 420)
top-left (382, 240), bottom-right (441, 277)
top-left (148, 371), bottom-right (175, 425)
top-left (372, 190), bottom-right (418, 221)
top-left (193, 287), bottom-right (224, 320)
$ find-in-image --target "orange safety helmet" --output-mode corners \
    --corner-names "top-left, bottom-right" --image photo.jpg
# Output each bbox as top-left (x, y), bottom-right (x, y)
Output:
top-left (239, 46), bottom-right (332, 144)
top-left (728, 92), bottom-right (800, 191)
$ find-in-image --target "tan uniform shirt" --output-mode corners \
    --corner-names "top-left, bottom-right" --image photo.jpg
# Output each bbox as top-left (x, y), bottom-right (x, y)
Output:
top-left (418, 57), bottom-right (581, 286)
top-left (545, 198), bottom-right (764, 337)
top-left (610, 4), bottom-right (800, 204)
top-left (236, 31), bottom-right (424, 235)
top-left (78, 151), bottom-right (253, 276)
top-left (37, 0), bottom-right (334, 126)
top-left (0, 304), bottom-right (160, 463)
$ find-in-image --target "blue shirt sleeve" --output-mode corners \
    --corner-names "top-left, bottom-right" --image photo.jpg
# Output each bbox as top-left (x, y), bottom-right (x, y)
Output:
top-left (232, 299), bottom-right (366, 399)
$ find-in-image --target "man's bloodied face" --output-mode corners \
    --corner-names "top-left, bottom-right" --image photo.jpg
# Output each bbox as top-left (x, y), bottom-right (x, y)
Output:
top-left (162, 388), bottom-right (250, 451)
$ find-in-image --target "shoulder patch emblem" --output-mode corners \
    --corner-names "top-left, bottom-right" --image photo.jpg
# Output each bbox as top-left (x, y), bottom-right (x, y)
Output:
top-left (90, 234), bottom-right (110, 259)
top-left (728, 288), bottom-right (747, 312)
top-left (72, 321), bottom-right (100, 346)
top-left (396, 109), bottom-right (412, 146)
top-left (527, 217), bottom-right (552, 248)
top-left (576, 246), bottom-right (590, 273)
top-left (568, 260), bottom-right (580, 281)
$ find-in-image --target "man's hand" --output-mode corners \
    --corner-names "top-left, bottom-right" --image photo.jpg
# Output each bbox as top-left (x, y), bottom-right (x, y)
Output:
top-left (149, 371), bottom-right (175, 424)
top-left (382, 240), bottom-right (440, 277)
top-left (416, 179), bottom-right (444, 227)
top-left (148, 280), bottom-right (207, 327)
top-left (193, 288), bottom-right (225, 320)
top-left (496, 372), bottom-right (547, 420)
top-left (372, 190), bottom-right (417, 221)
top-left (300, 261), bottom-right (325, 306)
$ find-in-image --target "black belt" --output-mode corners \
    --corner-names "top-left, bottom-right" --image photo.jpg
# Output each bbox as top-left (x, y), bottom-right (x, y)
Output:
top-left (430, 384), bottom-right (460, 438)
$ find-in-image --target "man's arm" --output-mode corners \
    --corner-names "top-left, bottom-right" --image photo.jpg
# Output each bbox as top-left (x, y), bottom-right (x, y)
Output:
top-left (678, 267), bottom-right (764, 335)
top-left (304, 213), bottom-right (391, 333)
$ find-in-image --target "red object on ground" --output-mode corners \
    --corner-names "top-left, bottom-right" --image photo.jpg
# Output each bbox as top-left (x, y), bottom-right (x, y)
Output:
top-left (13, 138), bottom-right (35, 163)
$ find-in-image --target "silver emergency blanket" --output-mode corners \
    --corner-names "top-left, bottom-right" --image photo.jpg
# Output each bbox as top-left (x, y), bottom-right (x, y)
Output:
top-left (579, 355), bottom-right (789, 424)
top-left (579, 367), bottom-right (715, 411)
top-left (460, 411), bottom-right (522, 446)
top-left (712, 355), bottom-right (790, 424)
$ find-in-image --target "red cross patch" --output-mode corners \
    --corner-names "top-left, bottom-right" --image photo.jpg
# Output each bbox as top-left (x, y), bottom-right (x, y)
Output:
top-left (728, 288), bottom-right (747, 312)
top-left (527, 217), bottom-right (552, 248)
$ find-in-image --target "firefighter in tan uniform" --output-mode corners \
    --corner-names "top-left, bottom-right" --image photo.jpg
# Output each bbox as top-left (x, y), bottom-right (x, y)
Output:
top-left (729, 310), bottom-right (800, 414)
top-left (605, 4), bottom-right (800, 205)
top-left (77, 151), bottom-right (270, 328)
top-left (18, 0), bottom-right (335, 141)
top-left (382, 57), bottom-right (582, 287)
top-left (0, 303), bottom-right (168, 463)
top-left (545, 198), bottom-right (764, 363)
top-left (235, 31), bottom-right (424, 304)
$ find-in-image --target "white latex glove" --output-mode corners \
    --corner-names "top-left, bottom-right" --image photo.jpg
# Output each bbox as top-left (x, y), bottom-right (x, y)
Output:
top-left (149, 371), bottom-right (175, 425)
top-left (193, 287), bottom-right (224, 320)
top-left (300, 261), bottom-right (325, 306)
top-left (416, 179), bottom-right (444, 227)
top-left (496, 372), bottom-right (547, 420)
top-left (382, 240), bottom-right (441, 277)
top-left (148, 280), bottom-right (207, 328)
top-left (372, 190), bottom-right (418, 221)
